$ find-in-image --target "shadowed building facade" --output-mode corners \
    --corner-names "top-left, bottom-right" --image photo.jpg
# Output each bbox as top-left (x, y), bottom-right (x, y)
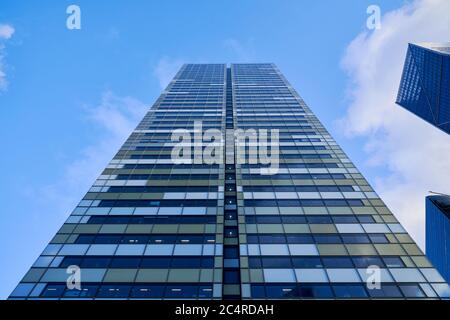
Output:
top-left (396, 42), bottom-right (450, 135)
top-left (10, 63), bottom-right (450, 299)
top-left (426, 195), bottom-right (450, 284)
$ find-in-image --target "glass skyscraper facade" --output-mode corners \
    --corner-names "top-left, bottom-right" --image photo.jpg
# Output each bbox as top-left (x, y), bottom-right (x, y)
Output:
top-left (10, 63), bottom-right (450, 300)
top-left (396, 42), bottom-right (450, 135)
top-left (426, 195), bottom-right (450, 284)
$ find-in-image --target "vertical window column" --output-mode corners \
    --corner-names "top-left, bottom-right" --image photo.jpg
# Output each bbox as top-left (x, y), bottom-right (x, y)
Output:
top-left (222, 68), bottom-right (241, 299)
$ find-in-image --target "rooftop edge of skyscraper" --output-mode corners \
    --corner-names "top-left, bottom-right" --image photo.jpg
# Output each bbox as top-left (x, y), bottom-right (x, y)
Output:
top-left (427, 195), bottom-right (450, 219)
top-left (396, 42), bottom-right (450, 135)
top-left (410, 42), bottom-right (450, 55)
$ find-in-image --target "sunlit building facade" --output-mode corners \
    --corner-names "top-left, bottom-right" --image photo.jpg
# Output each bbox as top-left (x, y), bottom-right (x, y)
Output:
top-left (10, 63), bottom-right (450, 300)
top-left (426, 195), bottom-right (450, 284)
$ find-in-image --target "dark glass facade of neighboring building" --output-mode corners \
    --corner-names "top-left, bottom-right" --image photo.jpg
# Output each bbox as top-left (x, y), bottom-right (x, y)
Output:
top-left (396, 42), bottom-right (450, 135)
top-left (9, 63), bottom-right (450, 300)
top-left (426, 195), bottom-right (450, 284)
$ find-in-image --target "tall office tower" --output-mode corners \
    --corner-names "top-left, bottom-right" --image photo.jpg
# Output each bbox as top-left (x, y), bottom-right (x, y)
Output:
top-left (396, 42), bottom-right (450, 135)
top-left (426, 195), bottom-right (450, 284)
top-left (10, 64), bottom-right (450, 300)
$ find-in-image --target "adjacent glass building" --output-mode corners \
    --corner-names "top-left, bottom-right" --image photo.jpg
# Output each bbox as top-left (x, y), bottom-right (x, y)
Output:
top-left (10, 63), bottom-right (450, 300)
top-left (396, 42), bottom-right (450, 135)
top-left (426, 195), bottom-right (450, 284)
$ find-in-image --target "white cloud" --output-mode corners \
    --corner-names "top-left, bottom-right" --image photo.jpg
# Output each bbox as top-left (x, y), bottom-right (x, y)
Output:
top-left (339, 0), bottom-right (450, 249)
top-left (6, 91), bottom-right (147, 299)
top-left (65, 91), bottom-right (148, 195)
top-left (0, 59), bottom-right (6, 90)
top-left (87, 91), bottom-right (147, 140)
top-left (153, 57), bottom-right (184, 89)
top-left (0, 23), bottom-right (14, 90)
top-left (0, 24), bottom-right (14, 39)
top-left (25, 91), bottom-right (148, 221)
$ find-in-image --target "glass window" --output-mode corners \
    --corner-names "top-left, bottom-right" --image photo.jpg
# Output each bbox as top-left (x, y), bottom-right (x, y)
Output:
top-left (110, 257), bottom-right (141, 268)
top-left (259, 235), bottom-right (286, 244)
top-left (171, 257), bottom-right (201, 268)
top-left (333, 216), bottom-right (358, 223)
top-left (60, 256), bottom-right (83, 268)
top-left (130, 285), bottom-right (164, 298)
top-left (358, 215), bottom-right (375, 223)
top-left (322, 257), bottom-right (353, 268)
top-left (336, 224), bottom-right (364, 234)
top-left (64, 285), bottom-right (98, 298)
top-left (342, 235), bottom-right (370, 244)
top-left (10, 283), bottom-right (35, 297)
top-left (145, 244), bottom-right (174, 255)
top-left (431, 283), bottom-right (450, 298)
top-left (95, 235), bottom-right (122, 244)
top-left (288, 244), bottom-right (318, 256)
top-left (165, 285), bottom-right (198, 298)
top-left (224, 227), bottom-right (238, 238)
top-left (292, 257), bottom-right (323, 268)
top-left (262, 257), bottom-right (292, 268)
top-left (198, 286), bottom-right (213, 298)
top-left (81, 257), bottom-right (111, 268)
top-left (295, 269), bottom-right (328, 283)
top-left (264, 269), bottom-right (296, 282)
top-left (87, 244), bottom-right (117, 255)
top-left (33, 256), bottom-right (54, 268)
top-left (250, 285), bottom-right (266, 298)
top-left (97, 285), bottom-right (131, 298)
top-left (260, 244), bottom-right (289, 255)
top-left (201, 257), bottom-right (214, 268)
top-left (399, 284), bottom-right (426, 298)
top-left (287, 234), bottom-right (314, 244)
top-left (76, 235), bottom-right (96, 244)
top-left (115, 244), bottom-right (145, 256)
top-left (363, 224), bottom-right (389, 233)
top-left (390, 268), bottom-right (425, 282)
top-left (299, 285), bottom-right (333, 298)
top-left (282, 216), bottom-right (307, 223)
top-left (141, 257), bottom-right (171, 268)
top-left (41, 284), bottom-right (65, 298)
top-left (421, 268), bottom-right (445, 282)
top-left (369, 234), bottom-right (389, 244)
top-left (327, 269), bottom-right (361, 282)
top-left (368, 284), bottom-right (403, 298)
top-left (307, 216), bottom-right (332, 224)
top-left (174, 244), bottom-right (203, 255)
top-left (256, 216), bottom-right (281, 223)
top-left (224, 269), bottom-right (240, 284)
top-left (314, 235), bottom-right (342, 244)
top-left (249, 257), bottom-right (262, 268)
top-left (122, 235), bottom-right (149, 244)
top-left (333, 285), bottom-right (368, 298)
top-left (224, 246), bottom-right (239, 259)
top-left (59, 244), bottom-right (89, 255)
top-left (352, 257), bottom-right (384, 268)
top-left (266, 285), bottom-right (297, 299)
top-left (383, 257), bottom-right (405, 268)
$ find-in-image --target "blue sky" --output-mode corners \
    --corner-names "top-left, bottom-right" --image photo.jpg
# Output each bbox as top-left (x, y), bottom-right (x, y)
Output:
top-left (1, 0), bottom-right (450, 299)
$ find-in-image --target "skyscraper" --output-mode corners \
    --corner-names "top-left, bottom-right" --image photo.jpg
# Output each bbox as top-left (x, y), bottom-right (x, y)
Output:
top-left (10, 64), bottom-right (450, 300)
top-left (396, 42), bottom-right (450, 135)
top-left (426, 195), bottom-right (450, 284)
